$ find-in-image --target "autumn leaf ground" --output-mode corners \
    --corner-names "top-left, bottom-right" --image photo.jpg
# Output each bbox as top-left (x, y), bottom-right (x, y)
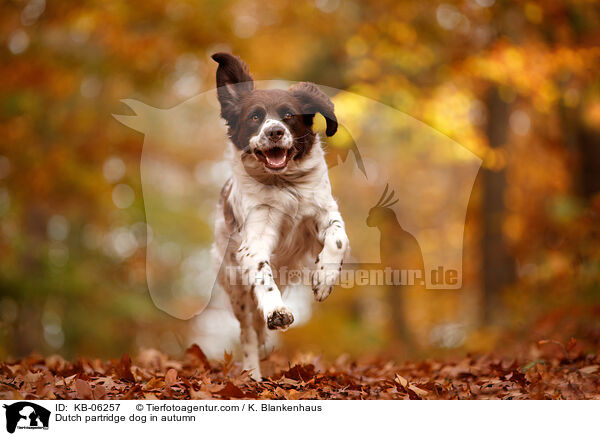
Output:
top-left (1, 338), bottom-right (600, 400)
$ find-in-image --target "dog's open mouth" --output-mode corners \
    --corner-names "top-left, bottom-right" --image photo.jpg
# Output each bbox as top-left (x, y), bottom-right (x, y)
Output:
top-left (254, 147), bottom-right (292, 170)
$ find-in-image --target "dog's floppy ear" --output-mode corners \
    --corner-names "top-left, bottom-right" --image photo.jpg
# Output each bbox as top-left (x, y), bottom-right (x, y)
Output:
top-left (289, 82), bottom-right (338, 137)
top-left (211, 53), bottom-right (254, 125)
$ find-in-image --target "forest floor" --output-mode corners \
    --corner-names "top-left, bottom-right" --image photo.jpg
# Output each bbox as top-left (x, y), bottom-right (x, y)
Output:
top-left (1, 338), bottom-right (600, 400)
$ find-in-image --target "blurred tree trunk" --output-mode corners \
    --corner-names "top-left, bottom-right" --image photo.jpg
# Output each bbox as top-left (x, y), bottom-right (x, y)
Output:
top-left (481, 87), bottom-right (516, 324)
top-left (11, 202), bottom-right (47, 356)
top-left (559, 100), bottom-right (600, 200)
top-left (378, 221), bottom-right (424, 353)
top-left (14, 303), bottom-right (43, 356)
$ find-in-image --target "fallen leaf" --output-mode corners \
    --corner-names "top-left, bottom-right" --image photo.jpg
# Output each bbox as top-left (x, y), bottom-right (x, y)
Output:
top-left (395, 374), bottom-right (408, 388)
top-left (215, 382), bottom-right (256, 399)
top-left (75, 379), bottom-right (93, 399)
top-left (282, 364), bottom-right (315, 381)
top-left (579, 365), bottom-right (599, 375)
top-left (165, 368), bottom-right (178, 387)
top-left (142, 377), bottom-right (165, 391)
top-left (115, 354), bottom-right (135, 382)
top-left (93, 384), bottom-right (106, 400)
top-left (185, 344), bottom-right (211, 370)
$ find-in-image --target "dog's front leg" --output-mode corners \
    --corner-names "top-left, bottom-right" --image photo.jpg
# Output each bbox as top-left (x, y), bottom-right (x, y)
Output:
top-left (238, 205), bottom-right (294, 330)
top-left (312, 208), bottom-right (349, 302)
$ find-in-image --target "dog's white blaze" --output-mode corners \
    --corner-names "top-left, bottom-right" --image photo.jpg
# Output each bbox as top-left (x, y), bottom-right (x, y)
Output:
top-left (249, 118), bottom-right (293, 150)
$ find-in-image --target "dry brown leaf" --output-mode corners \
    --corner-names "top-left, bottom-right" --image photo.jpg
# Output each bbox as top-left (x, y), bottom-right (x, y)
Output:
top-left (185, 344), bottom-right (211, 370)
top-left (395, 374), bottom-right (408, 388)
top-left (2, 340), bottom-right (600, 400)
top-left (579, 365), bottom-right (599, 375)
top-left (93, 384), bottom-right (107, 400)
top-left (75, 379), bottom-right (93, 399)
top-left (165, 368), bottom-right (178, 387)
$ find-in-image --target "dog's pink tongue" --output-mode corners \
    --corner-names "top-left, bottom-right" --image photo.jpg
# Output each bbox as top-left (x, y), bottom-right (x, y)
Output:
top-left (264, 148), bottom-right (287, 168)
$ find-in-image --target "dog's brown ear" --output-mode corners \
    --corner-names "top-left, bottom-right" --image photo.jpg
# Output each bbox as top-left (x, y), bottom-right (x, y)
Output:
top-left (211, 53), bottom-right (254, 124)
top-left (289, 82), bottom-right (338, 137)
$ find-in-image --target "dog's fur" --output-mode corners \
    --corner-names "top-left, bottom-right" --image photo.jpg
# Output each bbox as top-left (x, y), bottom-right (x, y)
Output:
top-left (211, 53), bottom-right (349, 378)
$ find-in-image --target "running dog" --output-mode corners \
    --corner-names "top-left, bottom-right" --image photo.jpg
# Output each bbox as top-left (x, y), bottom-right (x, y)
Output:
top-left (211, 53), bottom-right (349, 378)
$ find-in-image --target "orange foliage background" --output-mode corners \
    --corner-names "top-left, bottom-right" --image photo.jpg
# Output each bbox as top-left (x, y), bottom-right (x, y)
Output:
top-left (0, 0), bottom-right (599, 361)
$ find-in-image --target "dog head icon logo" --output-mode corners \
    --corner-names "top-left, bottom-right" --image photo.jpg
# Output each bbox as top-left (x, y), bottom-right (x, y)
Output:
top-left (3, 402), bottom-right (50, 434)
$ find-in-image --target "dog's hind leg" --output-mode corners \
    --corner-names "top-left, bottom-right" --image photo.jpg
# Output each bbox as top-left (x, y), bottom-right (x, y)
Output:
top-left (228, 285), bottom-right (262, 379)
top-left (240, 317), bottom-right (261, 379)
top-left (252, 309), bottom-right (272, 360)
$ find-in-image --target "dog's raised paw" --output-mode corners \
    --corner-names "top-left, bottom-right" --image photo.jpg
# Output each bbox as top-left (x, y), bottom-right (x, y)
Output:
top-left (267, 307), bottom-right (294, 330)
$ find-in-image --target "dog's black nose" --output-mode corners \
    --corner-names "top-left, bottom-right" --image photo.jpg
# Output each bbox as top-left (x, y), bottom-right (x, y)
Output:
top-left (266, 126), bottom-right (284, 143)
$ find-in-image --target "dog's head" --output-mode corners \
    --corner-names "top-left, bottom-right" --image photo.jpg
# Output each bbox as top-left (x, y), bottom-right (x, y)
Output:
top-left (211, 53), bottom-right (337, 174)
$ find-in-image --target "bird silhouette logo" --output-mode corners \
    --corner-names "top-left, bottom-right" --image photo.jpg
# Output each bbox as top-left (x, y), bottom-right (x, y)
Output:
top-left (366, 183), bottom-right (426, 345)
top-left (367, 183), bottom-right (424, 277)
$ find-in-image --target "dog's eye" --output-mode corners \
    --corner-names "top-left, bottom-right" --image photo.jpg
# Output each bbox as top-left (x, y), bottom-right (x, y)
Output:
top-left (283, 112), bottom-right (293, 120)
top-left (250, 113), bottom-right (261, 122)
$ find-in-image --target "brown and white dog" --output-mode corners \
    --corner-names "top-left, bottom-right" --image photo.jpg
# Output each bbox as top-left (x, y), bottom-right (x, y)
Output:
top-left (210, 53), bottom-right (349, 378)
